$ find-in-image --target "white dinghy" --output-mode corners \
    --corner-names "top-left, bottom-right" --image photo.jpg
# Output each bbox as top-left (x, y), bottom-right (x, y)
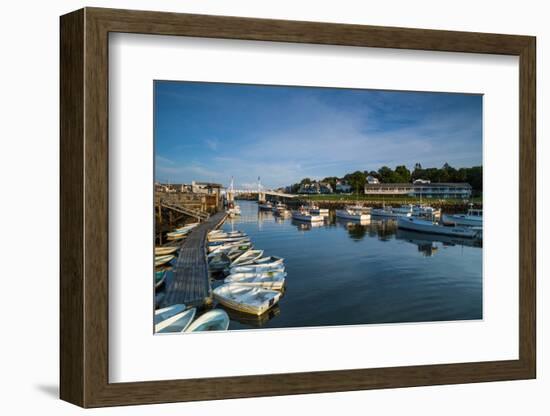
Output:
top-left (156, 308), bottom-right (197, 333)
top-left (155, 254), bottom-right (176, 267)
top-left (185, 309), bottom-right (230, 332)
top-left (213, 284), bottom-right (282, 315)
top-left (154, 246), bottom-right (178, 256)
top-left (207, 241), bottom-right (253, 255)
top-left (154, 304), bottom-right (186, 329)
top-left (225, 272), bottom-right (286, 290)
top-left (229, 256), bottom-right (285, 274)
top-left (230, 249), bottom-right (264, 267)
top-left (208, 232), bottom-right (247, 242)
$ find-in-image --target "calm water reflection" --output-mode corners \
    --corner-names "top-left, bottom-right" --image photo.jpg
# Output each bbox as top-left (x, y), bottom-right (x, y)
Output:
top-left (212, 200), bottom-right (482, 330)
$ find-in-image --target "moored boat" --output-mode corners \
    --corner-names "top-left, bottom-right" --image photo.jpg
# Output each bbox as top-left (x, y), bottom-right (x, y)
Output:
top-left (154, 304), bottom-right (186, 328)
top-left (155, 254), bottom-right (176, 267)
top-left (185, 309), bottom-right (230, 332)
top-left (308, 204), bottom-right (329, 216)
top-left (291, 207), bottom-right (324, 222)
top-left (208, 235), bottom-right (250, 246)
top-left (156, 308), bottom-right (197, 333)
top-left (335, 208), bottom-right (371, 221)
top-left (225, 272), bottom-right (286, 290)
top-left (229, 256), bottom-right (285, 274)
top-left (441, 206), bottom-right (483, 227)
top-left (397, 217), bottom-right (479, 238)
top-left (258, 201), bottom-right (273, 210)
top-left (155, 270), bottom-right (166, 289)
top-left (154, 246), bottom-right (178, 256)
top-left (230, 249), bottom-right (264, 266)
top-left (371, 206), bottom-right (412, 218)
top-left (207, 241), bottom-right (253, 255)
top-left (213, 284), bottom-right (282, 315)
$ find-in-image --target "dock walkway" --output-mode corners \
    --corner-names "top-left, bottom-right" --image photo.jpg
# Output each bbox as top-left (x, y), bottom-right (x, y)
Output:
top-left (162, 211), bottom-right (227, 308)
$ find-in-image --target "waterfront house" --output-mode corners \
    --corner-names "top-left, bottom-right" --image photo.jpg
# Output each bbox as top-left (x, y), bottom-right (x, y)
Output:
top-left (298, 181), bottom-right (333, 194)
top-left (335, 180), bottom-right (352, 193)
top-left (364, 181), bottom-right (472, 199)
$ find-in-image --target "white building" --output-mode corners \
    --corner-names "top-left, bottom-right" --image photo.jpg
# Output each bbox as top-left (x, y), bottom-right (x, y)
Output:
top-left (335, 180), bottom-right (352, 193)
top-left (364, 182), bottom-right (472, 199)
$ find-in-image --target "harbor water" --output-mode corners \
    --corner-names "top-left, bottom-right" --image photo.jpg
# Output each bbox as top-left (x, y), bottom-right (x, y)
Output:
top-left (208, 200), bottom-right (483, 330)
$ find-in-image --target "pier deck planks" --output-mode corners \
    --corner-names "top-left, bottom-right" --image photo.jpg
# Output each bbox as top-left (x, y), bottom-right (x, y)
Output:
top-left (162, 211), bottom-right (227, 308)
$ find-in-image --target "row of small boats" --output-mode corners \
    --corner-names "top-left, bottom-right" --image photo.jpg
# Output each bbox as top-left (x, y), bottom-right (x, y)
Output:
top-left (155, 304), bottom-right (230, 333)
top-left (207, 228), bottom-right (286, 315)
top-left (263, 201), bottom-right (482, 236)
top-left (154, 222), bottom-right (200, 267)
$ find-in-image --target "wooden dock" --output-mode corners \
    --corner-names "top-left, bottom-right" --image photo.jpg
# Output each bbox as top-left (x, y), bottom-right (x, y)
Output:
top-left (161, 211), bottom-right (227, 308)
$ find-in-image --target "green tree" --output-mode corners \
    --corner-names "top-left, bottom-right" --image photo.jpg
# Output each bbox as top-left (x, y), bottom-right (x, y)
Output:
top-left (344, 170), bottom-right (366, 193)
top-left (377, 166), bottom-right (394, 183)
top-left (394, 165), bottom-right (411, 183)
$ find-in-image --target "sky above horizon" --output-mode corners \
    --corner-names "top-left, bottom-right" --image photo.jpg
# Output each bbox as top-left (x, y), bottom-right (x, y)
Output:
top-left (154, 81), bottom-right (482, 189)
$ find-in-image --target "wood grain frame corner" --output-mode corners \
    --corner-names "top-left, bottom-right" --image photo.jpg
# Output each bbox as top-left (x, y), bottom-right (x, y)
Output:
top-left (60, 7), bottom-right (536, 408)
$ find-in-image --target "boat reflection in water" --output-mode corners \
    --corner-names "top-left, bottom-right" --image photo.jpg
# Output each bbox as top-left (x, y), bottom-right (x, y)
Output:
top-left (335, 217), bottom-right (398, 242)
top-left (220, 304), bottom-right (282, 328)
top-left (290, 219), bottom-right (326, 231)
top-left (395, 228), bottom-right (482, 257)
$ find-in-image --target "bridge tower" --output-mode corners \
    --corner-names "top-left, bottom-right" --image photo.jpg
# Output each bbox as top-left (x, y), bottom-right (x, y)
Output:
top-left (257, 177), bottom-right (266, 203)
top-left (227, 177), bottom-right (235, 203)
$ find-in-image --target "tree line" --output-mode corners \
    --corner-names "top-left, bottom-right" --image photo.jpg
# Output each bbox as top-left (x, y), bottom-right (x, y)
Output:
top-left (288, 163), bottom-right (482, 194)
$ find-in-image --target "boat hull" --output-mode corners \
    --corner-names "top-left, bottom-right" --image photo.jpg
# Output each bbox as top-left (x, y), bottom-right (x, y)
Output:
top-left (335, 210), bottom-right (371, 221)
top-left (291, 211), bottom-right (324, 222)
top-left (213, 284), bottom-right (281, 315)
top-left (398, 217), bottom-right (479, 238)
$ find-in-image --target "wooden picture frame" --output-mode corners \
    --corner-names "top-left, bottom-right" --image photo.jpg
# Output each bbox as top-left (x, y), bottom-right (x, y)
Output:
top-left (60, 7), bottom-right (536, 408)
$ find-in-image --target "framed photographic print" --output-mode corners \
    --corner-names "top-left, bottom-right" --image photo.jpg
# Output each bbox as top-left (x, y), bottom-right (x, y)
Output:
top-left (60, 7), bottom-right (536, 408)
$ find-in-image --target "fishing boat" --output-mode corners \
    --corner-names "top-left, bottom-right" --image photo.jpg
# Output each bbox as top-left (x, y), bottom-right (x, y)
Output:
top-left (213, 284), bottom-right (282, 315)
top-left (186, 309), bottom-right (230, 332)
top-left (397, 217), bottom-right (480, 238)
top-left (155, 254), bottom-right (176, 267)
top-left (230, 249), bottom-right (264, 267)
top-left (207, 241), bottom-right (253, 255)
top-left (412, 204), bottom-right (441, 219)
top-left (308, 204), bottom-right (329, 216)
top-left (371, 206), bottom-right (412, 218)
top-left (154, 304), bottom-right (186, 328)
top-left (154, 246), bottom-right (178, 256)
top-left (155, 270), bottom-right (166, 289)
top-left (441, 206), bottom-right (483, 227)
top-left (229, 257), bottom-right (285, 274)
top-left (291, 207), bottom-right (324, 222)
top-left (271, 202), bottom-right (287, 212)
top-left (258, 201), bottom-right (273, 210)
top-left (335, 208), bottom-right (371, 221)
top-left (156, 308), bottom-right (197, 333)
top-left (225, 273), bottom-right (286, 290)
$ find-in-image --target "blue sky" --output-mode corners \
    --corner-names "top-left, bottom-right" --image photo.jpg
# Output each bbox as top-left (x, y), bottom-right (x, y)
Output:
top-left (154, 81), bottom-right (482, 189)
